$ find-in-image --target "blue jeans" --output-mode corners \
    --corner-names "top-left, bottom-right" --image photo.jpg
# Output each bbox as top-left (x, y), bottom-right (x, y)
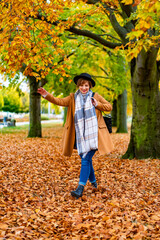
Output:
top-left (79, 150), bottom-right (96, 186)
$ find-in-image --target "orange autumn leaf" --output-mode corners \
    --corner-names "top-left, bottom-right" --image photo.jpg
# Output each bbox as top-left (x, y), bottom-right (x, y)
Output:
top-left (0, 223), bottom-right (8, 230)
top-left (0, 125), bottom-right (159, 239)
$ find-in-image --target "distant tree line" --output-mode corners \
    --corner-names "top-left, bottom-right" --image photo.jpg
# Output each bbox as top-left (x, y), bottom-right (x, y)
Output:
top-left (0, 87), bottom-right (29, 113)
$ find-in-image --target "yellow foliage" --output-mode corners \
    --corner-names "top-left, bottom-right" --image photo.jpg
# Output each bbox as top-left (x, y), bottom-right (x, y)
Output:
top-left (121, 0), bottom-right (133, 5)
top-left (0, 0), bottom-right (77, 78)
top-left (0, 0), bottom-right (159, 76)
top-left (123, 0), bottom-right (160, 60)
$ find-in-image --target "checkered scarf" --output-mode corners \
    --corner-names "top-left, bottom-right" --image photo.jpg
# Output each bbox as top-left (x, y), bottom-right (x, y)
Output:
top-left (74, 89), bottom-right (98, 157)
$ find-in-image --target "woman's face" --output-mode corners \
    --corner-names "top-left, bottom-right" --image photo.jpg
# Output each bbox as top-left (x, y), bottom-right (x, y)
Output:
top-left (79, 81), bottom-right (90, 94)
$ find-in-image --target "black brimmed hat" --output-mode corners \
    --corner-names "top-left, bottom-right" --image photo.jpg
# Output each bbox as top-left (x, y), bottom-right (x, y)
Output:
top-left (73, 73), bottom-right (95, 87)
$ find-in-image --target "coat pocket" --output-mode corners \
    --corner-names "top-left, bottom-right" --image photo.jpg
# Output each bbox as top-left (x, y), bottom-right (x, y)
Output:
top-left (98, 124), bottom-right (107, 129)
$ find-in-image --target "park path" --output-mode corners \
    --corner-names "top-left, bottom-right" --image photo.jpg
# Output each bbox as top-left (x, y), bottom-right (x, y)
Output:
top-left (16, 119), bottom-right (63, 126)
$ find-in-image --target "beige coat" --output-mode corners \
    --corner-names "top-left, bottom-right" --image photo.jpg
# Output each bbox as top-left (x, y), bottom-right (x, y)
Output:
top-left (45, 92), bottom-right (114, 156)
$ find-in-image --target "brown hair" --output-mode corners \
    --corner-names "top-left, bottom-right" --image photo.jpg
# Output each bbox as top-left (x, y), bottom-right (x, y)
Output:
top-left (76, 78), bottom-right (92, 88)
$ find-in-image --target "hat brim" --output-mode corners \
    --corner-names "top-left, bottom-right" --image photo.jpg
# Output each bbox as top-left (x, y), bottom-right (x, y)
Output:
top-left (73, 75), bottom-right (95, 87)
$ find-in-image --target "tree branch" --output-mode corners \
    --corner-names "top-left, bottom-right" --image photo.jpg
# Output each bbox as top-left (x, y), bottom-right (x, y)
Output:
top-left (68, 27), bottom-right (122, 49)
top-left (93, 76), bottom-right (114, 92)
top-left (118, 0), bottom-right (134, 18)
top-left (86, 0), bottom-right (100, 4)
top-left (86, 0), bottom-right (135, 35)
top-left (100, 3), bottom-right (128, 44)
top-left (100, 66), bottom-right (109, 76)
top-left (58, 44), bottom-right (81, 64)
top-left (87, 23), bottom-right (121, 42)
top-left (92, 75), bottom-right (109, 79)
top-left (118, 0), bottom-right (137, 29)
top-left (85, 41), bottom-right (112, 55)
top-left (32, 14), bottom-right (122, 49)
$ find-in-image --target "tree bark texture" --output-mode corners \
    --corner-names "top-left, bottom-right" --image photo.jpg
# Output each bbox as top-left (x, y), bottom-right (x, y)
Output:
top-left (28, 76), bottom-right (42, 137)
top-left (111, 99), bottom-right (117, 127)
top-left (123, 48), bottom-right (160, 159)
top-left (116, 89), bottom-right (128, 133)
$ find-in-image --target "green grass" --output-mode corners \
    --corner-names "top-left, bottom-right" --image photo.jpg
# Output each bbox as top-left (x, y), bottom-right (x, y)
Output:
top-left (41, 115), bottom-right (50, 120)
top-left (0, 123), bottom-right (63, 134)
top-left (0, 125), bottom-right (28, 134)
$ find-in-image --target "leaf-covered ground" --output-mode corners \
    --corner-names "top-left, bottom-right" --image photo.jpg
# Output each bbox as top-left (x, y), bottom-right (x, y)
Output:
top-left (0, 126), bottom-right (159, 239)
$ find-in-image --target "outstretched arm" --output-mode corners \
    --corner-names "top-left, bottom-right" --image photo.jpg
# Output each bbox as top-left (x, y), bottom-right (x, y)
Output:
top-left (37, 87), bottom-right (70, 107)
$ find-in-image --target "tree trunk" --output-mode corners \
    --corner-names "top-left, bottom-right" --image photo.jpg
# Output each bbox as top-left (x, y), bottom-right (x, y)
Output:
top-left (123, 48), bottom-right (160, 159)
top-left (111, 99), bottom-right (117, 127)
top-left (116, 89), bottom-right (128, 133)
top-left (63, 107), bottom-right (67, 126)
top-left (28, 76), bottom-right (42, 137)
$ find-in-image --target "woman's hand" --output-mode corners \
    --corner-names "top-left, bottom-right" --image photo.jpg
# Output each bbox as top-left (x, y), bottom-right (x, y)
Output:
top-left (37, 87), bottom-right (48, 97)
top-left (91, 97), bottom-right (98, 107)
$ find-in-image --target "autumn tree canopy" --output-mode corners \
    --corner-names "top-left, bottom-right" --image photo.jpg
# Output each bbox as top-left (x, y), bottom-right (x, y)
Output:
top-left (1, 0), bottom-right (159, 79)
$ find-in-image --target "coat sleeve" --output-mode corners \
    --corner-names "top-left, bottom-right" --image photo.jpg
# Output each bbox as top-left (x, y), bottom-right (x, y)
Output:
top-left (44, 93), bottom-right (71, 107)
top-left (95, 93), bottom-right (112, 112)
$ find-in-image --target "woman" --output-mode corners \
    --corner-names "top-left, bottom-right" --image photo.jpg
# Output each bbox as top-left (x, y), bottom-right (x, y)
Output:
top-left (37, 73), bottom-right (114, 199)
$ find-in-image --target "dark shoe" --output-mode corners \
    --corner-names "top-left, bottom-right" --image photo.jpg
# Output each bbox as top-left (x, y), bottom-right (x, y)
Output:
top-left (91, 181), bottom-right (97, 188)
top-left (71, 185), bottom-right (84, 199)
